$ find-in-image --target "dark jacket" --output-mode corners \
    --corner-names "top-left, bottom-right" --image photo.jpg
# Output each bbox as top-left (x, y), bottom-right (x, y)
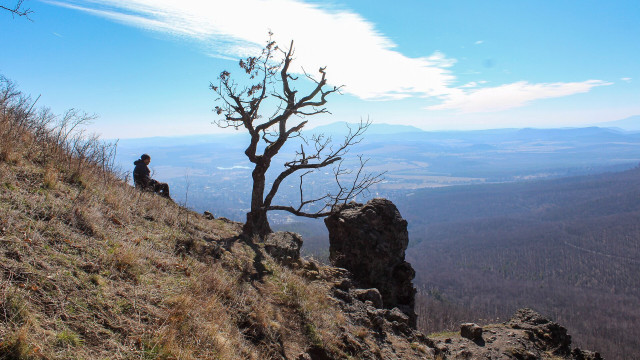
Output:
top-left (133, 159), bottom-right (151, 188)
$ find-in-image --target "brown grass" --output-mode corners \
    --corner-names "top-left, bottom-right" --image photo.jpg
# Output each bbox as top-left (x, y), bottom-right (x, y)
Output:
top-left (0, 76), bottom-right (365, 359)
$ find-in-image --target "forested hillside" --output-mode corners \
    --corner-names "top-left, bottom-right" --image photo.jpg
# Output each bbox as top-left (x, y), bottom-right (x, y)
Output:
top-left (399, 167), bottom-right (640, 359)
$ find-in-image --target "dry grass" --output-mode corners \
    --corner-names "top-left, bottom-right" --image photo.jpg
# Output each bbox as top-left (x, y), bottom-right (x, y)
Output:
top-left (0, 76), bottom-right (361, 359)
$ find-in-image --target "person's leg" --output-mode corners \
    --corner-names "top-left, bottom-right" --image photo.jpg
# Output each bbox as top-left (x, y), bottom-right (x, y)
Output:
top-left (151, 180), bottom-right (162, 195)
top-left (153, 181), bottom-right (170, 198)
top-left (160, 183), bottom-right (170, 198)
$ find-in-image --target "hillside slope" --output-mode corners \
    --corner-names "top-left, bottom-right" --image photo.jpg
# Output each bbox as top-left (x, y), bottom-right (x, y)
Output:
top-left (0, 85), bottom-right (437, 359)
top-left (399, 167), bottom-right (640, 358)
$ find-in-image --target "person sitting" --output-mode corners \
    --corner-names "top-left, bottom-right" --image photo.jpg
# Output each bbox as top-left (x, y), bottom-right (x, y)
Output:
top-left (133, 154), bottom-right (171, 199)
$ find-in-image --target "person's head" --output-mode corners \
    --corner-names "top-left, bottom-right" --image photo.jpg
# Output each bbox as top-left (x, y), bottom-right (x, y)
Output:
top-left (141, 154), bottom-right (151, 165)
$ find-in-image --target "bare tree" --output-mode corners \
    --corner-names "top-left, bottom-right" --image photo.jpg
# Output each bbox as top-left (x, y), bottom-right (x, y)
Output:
top-left (1, 0), bottom-right (33, 19)
top-left (211, 36), bottom-right (383, 237)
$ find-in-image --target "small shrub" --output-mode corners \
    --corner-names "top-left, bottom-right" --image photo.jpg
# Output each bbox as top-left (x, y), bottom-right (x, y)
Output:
top-left (0, 147), bottom-right (20, 165)
top-left (42, 166), bottom-right (57, 189)
top-left (0, 327), bottom-right (33, 360)
top-left (304, 322), bottom-right (323, 347)
top-left (55, 330), bottom-right (83, 347)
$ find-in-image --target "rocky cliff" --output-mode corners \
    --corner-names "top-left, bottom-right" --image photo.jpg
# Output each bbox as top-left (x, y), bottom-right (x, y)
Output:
top-left (324, 198), bottom-right (417, 327)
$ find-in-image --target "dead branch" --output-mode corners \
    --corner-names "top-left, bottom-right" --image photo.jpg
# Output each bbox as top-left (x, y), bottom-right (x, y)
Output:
top-left (211, 36), bottom-right (383, 235)
top-left (1, 0), bottom-right (33, 19)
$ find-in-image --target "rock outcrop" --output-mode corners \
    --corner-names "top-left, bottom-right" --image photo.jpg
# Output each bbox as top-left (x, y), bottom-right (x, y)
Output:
top-left (460, 323), bottom-right (483, 342)
top-left (306, 259), bottom-right (602, 360)
top-left (263, 231), bottom-right (303, 266)
top-left (324, 198), bottom-right (417, 327)
top-left (430, 308), bottom-right (603, 360)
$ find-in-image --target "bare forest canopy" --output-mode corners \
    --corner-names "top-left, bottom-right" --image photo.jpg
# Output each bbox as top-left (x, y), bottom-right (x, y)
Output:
top-left (399, 166), bottom-right (640, 359)
top-left (257, 163), bottom-right (640, 359)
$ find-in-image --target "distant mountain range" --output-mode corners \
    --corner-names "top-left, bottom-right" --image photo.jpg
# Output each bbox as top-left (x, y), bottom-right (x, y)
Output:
top-left (593, 115), bottom-right (640, 131)
top-left (114, 123), bottom-right (640, 223)
top-left (308, 121), bottom-right (425, 135)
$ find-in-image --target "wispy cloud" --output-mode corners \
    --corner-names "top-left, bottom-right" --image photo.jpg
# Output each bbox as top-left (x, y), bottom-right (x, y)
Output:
top-left (48, 0), bottom-right (610, 112)
top-left (47, 0), bottom-right (455, 100)
top-left (428, 80), bottom-right (612, 112)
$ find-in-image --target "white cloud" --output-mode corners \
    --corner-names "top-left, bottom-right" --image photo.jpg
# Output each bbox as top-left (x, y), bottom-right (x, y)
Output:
top-left (47, 0), bottom-right (455, 100)
top-left (48, 0), bottom-right (611, 112)
top-left (460, 81), bottom-right (487, 88)
top-left (621, 77), bottom-right (632, 82)
top-left (428, 80), bottom-right (612, 113)
top-left (474, 40), bottom-right (484, 45)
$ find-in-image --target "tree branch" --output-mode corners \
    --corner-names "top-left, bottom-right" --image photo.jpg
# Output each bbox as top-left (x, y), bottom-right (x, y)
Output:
top-left (210, 35), bottom-right (383, 235)
top-left (266, 205), bottom-right (332, 218)
top-left (1, 0), bottom-right (33, 19)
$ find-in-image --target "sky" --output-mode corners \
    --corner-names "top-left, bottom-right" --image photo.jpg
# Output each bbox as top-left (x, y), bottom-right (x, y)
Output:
top-left (1, 0), bottom-right (639, 139)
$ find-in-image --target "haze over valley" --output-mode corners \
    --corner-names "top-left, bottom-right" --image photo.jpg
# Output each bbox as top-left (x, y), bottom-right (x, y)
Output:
top-left (115, 122), bottom-right (640, 223)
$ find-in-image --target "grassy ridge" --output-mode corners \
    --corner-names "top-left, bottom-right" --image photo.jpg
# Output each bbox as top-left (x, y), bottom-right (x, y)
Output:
top-left (0, 77), bottom-right (354, 359)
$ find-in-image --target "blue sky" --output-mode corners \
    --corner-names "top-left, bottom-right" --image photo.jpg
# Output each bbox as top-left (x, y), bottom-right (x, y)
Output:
top-left (1, 0), bottom-right (639, 138)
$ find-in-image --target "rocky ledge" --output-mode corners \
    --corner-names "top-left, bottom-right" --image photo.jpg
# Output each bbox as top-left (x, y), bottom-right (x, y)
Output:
top-left (429, 308), bottom-right (603, 360)
top-left (294, 256), bottom-right (602, 359)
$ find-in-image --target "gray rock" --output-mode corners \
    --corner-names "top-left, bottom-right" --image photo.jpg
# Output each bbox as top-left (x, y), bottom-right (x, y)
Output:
top-left (352, 288), bottom-right (383, 309)
top-left (460, 323), bottom-right (483, 341)
top-left (333, 278), bottom-right (352, 291)
top-left (263, 231), bottom-right (302, 265)
top-left (508, 308), bottom-right (571, 355)
top-left (384, 307), bottom-right (410, 324)
top-left (571, 348), bottom-right (603, 360)
top-left (325, 198), bottom-right (417, 327)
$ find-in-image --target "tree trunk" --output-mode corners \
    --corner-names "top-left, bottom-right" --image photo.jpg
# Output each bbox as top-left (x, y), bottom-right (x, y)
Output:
top-left (243, 162), bottom-right (272, 237)
top-left (243, 209), bottom-right (271, 237)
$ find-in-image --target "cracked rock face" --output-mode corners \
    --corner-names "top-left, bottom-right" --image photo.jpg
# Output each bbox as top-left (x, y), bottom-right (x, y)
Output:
top-left (324, 198), bottom-right (417, 327)
top-left (263, 231), bottom-right (303, 266)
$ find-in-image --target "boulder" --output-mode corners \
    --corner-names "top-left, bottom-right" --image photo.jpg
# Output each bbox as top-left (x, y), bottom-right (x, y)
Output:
top-left (352, 288), bottom-right (383, 309)
top-left (325, 198), bottom-right (417, 327)
top-left (460, 323), bottom-right (483, 342)
top-left (384, 307), bottom-right (410, 324)
top-left (508, 308), bottom-right (572, 356)
top-left (263, 231), bottom-right (302, 265)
